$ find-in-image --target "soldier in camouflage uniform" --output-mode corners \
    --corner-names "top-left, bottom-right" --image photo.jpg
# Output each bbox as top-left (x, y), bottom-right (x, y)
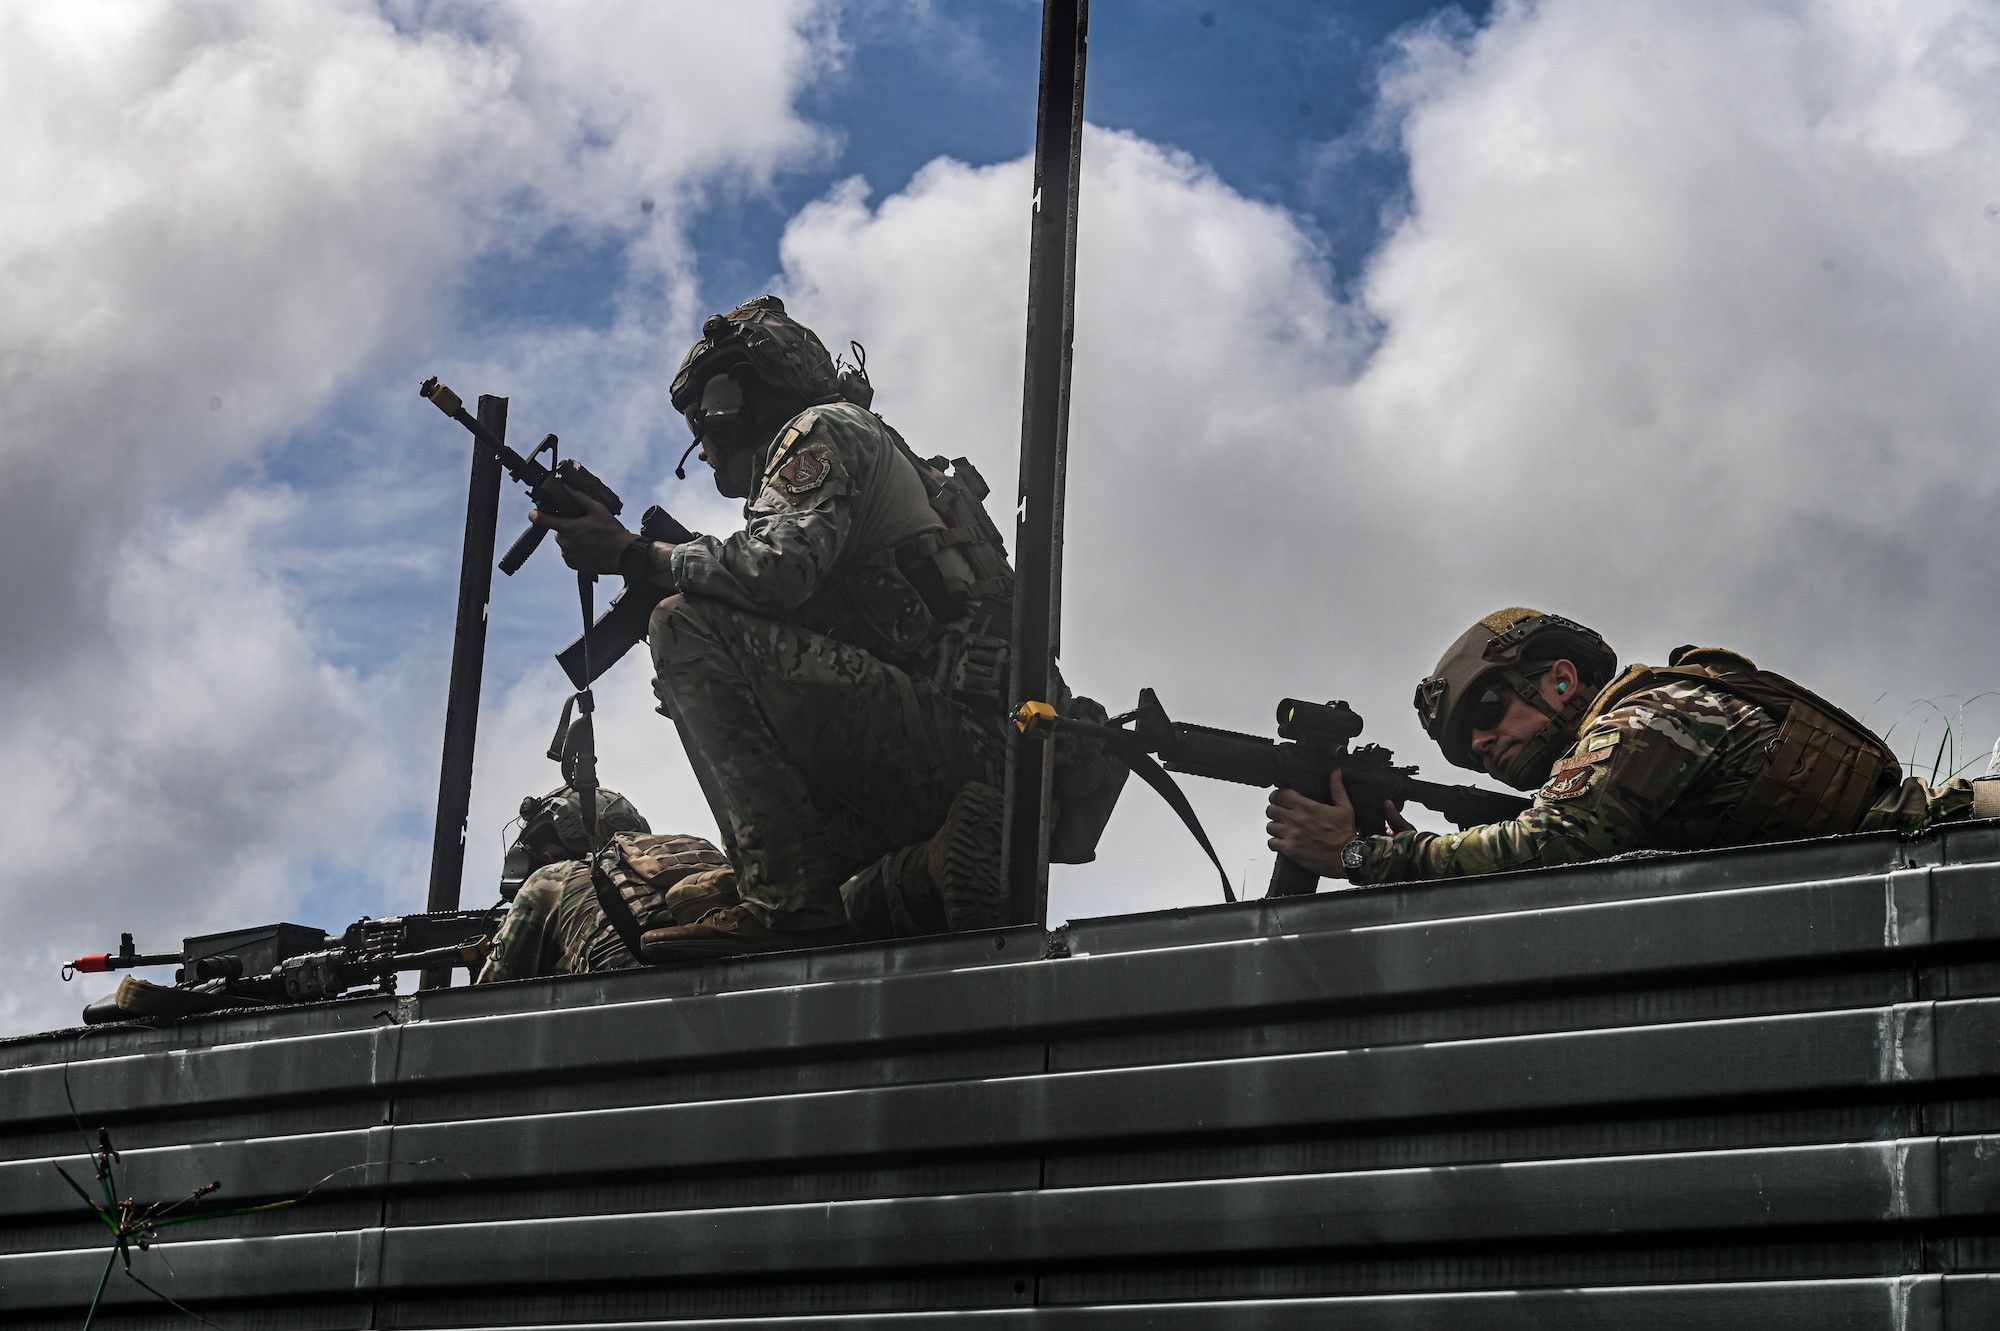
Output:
top-left (536, 296), bottom-right (1014, 959)
top-left (1268, 608), bottom-right (1974, 886)
top-left (479, 785), bottom-right (734, 982)
top-left (480, 836), bottom-right (735, 982)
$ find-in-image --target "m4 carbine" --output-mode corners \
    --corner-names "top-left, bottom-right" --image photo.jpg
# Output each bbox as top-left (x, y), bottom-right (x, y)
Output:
top-left (419, 378), bottom-right (694, 688)
top-left (1022, 690), bottom-right (1529, 899)
top-left (66, 909), bottom-right (507, 1024)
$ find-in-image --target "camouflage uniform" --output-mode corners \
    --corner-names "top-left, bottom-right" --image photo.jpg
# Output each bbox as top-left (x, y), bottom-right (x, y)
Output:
top-left (1358, 680), bottom-right (1973, 885)
top-left (653, 400), bottom-right (1007, 930)
top-left (479, 833), bottom-right (731, 982)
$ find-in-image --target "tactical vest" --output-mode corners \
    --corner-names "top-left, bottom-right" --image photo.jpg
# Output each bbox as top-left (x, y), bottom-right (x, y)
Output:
top-left (777, 407), bottom-right (1016, 706)
top-left (1581, 646), bottom-right (1901, 843)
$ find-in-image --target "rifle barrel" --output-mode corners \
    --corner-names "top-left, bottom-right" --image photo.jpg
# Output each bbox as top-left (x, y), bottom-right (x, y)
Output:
top-left (421, 378), bottom-right (545, 486)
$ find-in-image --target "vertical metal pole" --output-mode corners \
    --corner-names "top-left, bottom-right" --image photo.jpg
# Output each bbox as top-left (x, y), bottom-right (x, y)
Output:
top-left (1003, 0), bottom-right (1088, 929)
top-left (424, 395), bottom-right (505, 983)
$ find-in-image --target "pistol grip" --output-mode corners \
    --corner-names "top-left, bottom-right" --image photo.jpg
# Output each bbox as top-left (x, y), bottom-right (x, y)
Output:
top-left (499, 522), bottom-right (548, 576)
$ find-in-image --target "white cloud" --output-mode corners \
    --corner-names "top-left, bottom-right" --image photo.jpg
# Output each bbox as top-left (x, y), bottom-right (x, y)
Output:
top-left (0, 0), bottom-right (832, 1033)
top-left (11, 0), bottom-right (2000, 1029)
top-left (773, 0), bottom-right (2000, 919)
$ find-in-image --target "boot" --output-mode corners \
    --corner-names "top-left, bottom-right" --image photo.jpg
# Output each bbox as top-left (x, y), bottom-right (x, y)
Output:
top-left (842, 781), bottom-right (1006, 937)
top-left (923, 781), bottom-right (1007, 931)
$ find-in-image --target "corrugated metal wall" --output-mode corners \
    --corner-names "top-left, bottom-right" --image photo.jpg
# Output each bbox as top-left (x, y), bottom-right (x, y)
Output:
top-left (4, 822), bottom-right (1999, 1329)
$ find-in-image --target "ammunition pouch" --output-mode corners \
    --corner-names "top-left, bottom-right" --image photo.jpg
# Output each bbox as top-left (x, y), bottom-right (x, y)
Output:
top-left (1586, 647), bottom-right (1902, 844)
top-left (587, 832), bottom-right (733, 967)
top-left (950, 629), bottom-right (1011, 706)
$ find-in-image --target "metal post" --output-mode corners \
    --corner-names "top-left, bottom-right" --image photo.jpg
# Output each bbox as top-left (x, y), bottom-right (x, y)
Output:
top-left (1002, 0), bottom-right (1088, 929)
top-left (424, 394), bottom-right (506, 986)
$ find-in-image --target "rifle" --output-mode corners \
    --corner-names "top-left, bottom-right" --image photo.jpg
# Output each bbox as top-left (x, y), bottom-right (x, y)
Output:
top-left (418, 378), bottom-right (695, 691)
top-left (66, 910), bottom-right (508, 1024)
top-left (1020, 689), bottom-right (1530, 900)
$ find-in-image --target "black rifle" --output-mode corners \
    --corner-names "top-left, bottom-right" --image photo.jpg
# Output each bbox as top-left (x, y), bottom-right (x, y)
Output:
top-left (1022, 689), bottom-right (1529, 899)
top-left (67, 909), bottom-right (508, 1024)
top-left (418, 378), bottom-right (696, 691)
top-left (421, 378), bottom-right (698, 842)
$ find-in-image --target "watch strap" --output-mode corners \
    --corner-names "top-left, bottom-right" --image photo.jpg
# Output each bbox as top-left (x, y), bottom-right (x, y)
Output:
top-left (617, 537), bottom-right (655, 586)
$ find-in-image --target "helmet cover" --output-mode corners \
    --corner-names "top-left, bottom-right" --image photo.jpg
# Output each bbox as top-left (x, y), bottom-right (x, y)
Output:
top-left (515, 785), bottom-right (650, 862)
top-left (669, 294), bottom-right (843, 416)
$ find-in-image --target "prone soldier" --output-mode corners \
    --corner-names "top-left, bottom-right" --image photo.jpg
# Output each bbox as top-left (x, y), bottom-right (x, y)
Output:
top-left (1268, 607), bottom-right (1976, 884)
top-left (478, 785), bottom-right (735, 982)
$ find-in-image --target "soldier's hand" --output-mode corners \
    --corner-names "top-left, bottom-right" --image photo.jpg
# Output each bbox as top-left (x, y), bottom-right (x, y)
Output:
top-left (1266, 772), bottom-right (1359, 876)
top-left (534, 492), bottom-right (633, 575)
top-left (1385, 801), bottom-right (1415, 834)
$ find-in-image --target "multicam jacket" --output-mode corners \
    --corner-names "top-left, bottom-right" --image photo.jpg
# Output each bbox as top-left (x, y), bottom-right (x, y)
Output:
top-left (1356, 680), bottom-right (1971, 885)
top-left (668, 401), bottom-right (981, 680)
top-left (478, 833), bottom-right (731, 982)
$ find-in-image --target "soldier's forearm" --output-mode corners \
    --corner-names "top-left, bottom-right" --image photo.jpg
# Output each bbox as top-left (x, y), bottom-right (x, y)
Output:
top-left (1361, 805), bottom-right (1634, 883)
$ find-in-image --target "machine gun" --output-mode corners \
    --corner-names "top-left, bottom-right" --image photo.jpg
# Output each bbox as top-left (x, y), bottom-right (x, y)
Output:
top-left (1019, 689), bottom-right (1529, 899)
top-left (65, 909), bottom-right (507, 1024)
top-left (419, 377), bottom-right (695, 690)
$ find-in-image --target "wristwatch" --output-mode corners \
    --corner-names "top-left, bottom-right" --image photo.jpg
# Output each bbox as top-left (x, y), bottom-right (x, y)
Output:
top-left (1339, 836), bottom-right (1367, 877)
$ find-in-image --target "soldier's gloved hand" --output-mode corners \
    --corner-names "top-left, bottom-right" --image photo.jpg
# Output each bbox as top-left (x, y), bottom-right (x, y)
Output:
top-left (534, 492), bottom-right (634, 575)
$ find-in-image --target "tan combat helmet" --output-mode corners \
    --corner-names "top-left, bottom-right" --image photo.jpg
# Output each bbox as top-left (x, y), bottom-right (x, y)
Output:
top-left (1413, 608), bottom-right (1618, 789)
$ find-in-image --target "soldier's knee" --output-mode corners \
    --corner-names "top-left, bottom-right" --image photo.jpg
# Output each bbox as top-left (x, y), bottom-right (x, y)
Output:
top-left (649, 594), bottom-right (720, 668)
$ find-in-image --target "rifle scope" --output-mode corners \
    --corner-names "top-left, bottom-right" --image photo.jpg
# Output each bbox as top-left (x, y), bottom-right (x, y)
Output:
top-left (1275, 698), bottom-right (1364, 748)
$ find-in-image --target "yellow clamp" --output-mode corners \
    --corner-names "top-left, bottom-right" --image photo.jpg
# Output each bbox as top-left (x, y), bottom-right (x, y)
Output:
top-left (420, 376), bottom-right (464, 417)
top-left (1014, 700), bottom-right (1058, 735)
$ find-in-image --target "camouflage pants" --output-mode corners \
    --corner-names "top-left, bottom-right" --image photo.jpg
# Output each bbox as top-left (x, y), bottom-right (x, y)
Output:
top-left (649, 594), bottom-right (1005, 930)
top-left (478, 832), bottom-right (729, 982)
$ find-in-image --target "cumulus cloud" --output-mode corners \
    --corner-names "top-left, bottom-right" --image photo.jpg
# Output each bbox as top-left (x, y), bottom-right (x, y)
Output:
top-left (774, 0), bottom-right (2000, 916)
top-left (0, 0), bottom-right (831, 1032)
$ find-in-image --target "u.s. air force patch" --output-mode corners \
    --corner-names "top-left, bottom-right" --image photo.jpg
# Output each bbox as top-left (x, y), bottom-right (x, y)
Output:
top-left (1540, 744), bottom-right (1615, 801)
top-left (775, 440), bottom-right (836, 495)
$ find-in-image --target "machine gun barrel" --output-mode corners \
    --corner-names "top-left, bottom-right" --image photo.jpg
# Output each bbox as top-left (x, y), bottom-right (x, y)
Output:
top-left (70, 907), bottom-right (509, 1024)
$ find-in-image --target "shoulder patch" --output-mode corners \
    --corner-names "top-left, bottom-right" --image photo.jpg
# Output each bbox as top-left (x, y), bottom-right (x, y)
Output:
top-left (761, 409), bottom-right (822, 479)
top-left (1549, 746), bottom-right (1616, 778)
top-left (1540, 763), bottom-right (1602, 802)
top-left (1584, 730), bottom-right (1621, 753)
top-left (775, 439), bottom-right (836, 495)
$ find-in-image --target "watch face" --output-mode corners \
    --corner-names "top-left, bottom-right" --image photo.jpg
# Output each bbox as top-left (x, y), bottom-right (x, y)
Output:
top-left (1341, 839), bottom-right (1365, 870)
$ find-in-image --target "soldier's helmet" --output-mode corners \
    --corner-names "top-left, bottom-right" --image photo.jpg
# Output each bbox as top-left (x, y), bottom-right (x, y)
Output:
top-left (1413, 608), bottom-right (1618, 776)
top-left (500, 786), bottom-right (650, 899)
top-left (668, 294), bottom-right (844, 416)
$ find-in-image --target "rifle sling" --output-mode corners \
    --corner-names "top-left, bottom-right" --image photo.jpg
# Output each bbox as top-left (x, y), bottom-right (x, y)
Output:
top-left (1115, 742), bottom-right (1238, 904)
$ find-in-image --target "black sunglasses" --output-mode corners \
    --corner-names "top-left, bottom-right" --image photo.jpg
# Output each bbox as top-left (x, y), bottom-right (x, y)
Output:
top-left (1469, 667), bottom-right (1552, 732)
top-left (1469, 687), bottom-right (1510, 732)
